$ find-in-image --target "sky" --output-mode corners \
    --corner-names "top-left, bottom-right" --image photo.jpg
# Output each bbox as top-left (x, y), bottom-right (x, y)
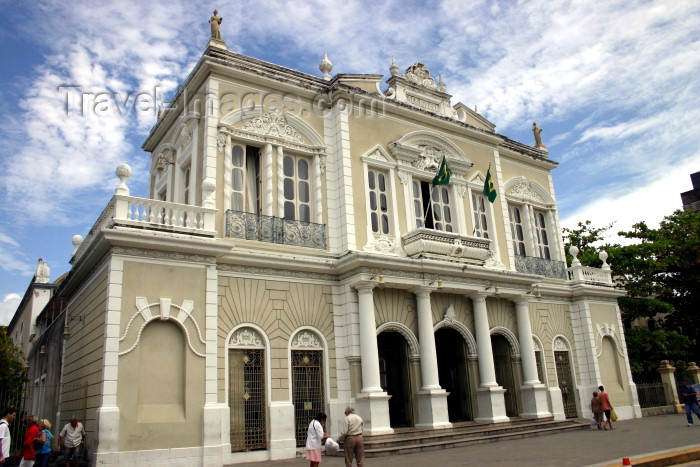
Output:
top-left (0, 0), bottom-right (698, 325)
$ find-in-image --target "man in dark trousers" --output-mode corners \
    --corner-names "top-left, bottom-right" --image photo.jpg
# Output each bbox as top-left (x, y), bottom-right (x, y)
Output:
top-left (337, 406), bottom-right (364, 467)
top-left (680, 381), bottom-right (700, 426)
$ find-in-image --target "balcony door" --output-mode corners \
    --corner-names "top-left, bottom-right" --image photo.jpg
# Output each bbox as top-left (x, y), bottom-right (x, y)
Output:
top-left (231, 144), bottom-right (261, 214)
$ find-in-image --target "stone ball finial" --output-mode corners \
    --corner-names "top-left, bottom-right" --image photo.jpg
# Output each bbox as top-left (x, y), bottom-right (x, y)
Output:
top-left (569, 245), bottom-right (581, 266)
top-left (202, 178), bottom-right (216, 208)
top-left (319, 52), bottom-right (333, 81)
top-left (390, 56), bottom-right (399, 76)
top-left (599, 250), bottom-right (610, 270)
top-left (115, 164), bottom-right (132, 196)
top-left (72, 235), bottom-right (84, 254)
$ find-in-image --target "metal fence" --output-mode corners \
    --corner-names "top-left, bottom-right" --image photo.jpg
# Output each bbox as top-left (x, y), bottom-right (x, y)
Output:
top-left (635, 380), bottom-right (667, 408)
top-left (225, 210), bottom-right (326, 249)
top-left (0, 382), bottom-right (87, 465)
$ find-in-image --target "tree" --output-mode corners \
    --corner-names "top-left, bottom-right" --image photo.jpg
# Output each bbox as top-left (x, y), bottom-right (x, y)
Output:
top-left (562, 210), bottom-right (700, 379)
top-left (0, 326), bottom-right (28, 405)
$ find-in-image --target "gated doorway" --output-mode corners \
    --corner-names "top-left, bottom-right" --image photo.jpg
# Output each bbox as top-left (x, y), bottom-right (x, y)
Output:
top-left (435, 327), bottom-right (473, 421)
top-left (554, 337), bottom-right (577, 418)
top-left (292, 349), bottom-right (325, 446)
top-left (492, 334), bottom-right (519, 417)
top-left (378, 331), bottom-right (414, 427)
top-left (228, 327), bottom-right (267, 452)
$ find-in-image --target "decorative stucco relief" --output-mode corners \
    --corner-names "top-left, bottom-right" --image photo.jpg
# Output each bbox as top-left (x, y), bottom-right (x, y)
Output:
top-left (229, 327), bottom-right (265, 348)
top-left (595, 323), bottom-right (626, 357)
top-left (291, 330), bottom-right (323, 350)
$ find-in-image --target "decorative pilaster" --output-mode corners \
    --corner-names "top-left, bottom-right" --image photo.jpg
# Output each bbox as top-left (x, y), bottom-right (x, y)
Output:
top-left (513, 297), bottom-right (550, 418)
top-left (414, 287), bottom-right (451, 429)
top-left (472, 293), bottom-right (508, 423)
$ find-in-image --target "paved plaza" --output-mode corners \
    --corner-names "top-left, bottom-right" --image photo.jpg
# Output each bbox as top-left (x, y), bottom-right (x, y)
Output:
top-left (230, 414), bottom-right (700, 467)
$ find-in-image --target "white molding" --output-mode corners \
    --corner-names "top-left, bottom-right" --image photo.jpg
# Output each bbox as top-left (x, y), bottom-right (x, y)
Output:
top-left (489, 325), bottom-right (520, 359)
top-left (376, 321), bottom-right (420, 357)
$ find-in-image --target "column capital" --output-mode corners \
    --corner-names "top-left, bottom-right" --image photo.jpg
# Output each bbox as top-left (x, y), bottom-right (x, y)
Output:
top-left (469, 291), bottom-right (489, 303)
top-left (512, 295), bottom-right (531, 306)
top-left (352, 280), bottom-right (377, 293)
top-left (411, 285), bottom-right (435, 298)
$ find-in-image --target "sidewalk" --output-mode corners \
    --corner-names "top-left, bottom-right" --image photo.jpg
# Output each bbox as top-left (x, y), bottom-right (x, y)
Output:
top-left (229, 414), bottom-right (700, 467)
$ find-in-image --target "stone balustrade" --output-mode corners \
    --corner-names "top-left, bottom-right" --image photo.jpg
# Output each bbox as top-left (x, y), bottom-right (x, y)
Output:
top-left (566, 246), bottom-right (613, 284)
top-left (113, 195), bottom-right (216, 236)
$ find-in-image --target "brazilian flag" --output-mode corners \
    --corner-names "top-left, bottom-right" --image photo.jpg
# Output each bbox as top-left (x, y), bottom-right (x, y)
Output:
top-left (432, 156), bottom-right (451, 185)
top-left (483, 168), bottom-right (497, 203)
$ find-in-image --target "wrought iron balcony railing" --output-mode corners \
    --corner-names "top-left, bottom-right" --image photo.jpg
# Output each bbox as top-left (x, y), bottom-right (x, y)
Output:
top-left (514, 255), bottom-right (567, 279)
top-left (225, 210), bottom-right (326, 250)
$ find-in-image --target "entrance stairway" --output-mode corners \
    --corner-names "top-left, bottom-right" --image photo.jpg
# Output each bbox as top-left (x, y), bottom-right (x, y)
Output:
top-left (342, 417), bottom-right (589, 458)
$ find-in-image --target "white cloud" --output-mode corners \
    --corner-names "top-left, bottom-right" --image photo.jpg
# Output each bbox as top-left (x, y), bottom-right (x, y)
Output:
top-left (0, 293), bottom-right (22, 326)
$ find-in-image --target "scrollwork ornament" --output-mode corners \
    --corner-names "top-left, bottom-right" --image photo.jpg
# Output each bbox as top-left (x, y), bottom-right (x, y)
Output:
top-left (291, 330), bottom-right (322, 349)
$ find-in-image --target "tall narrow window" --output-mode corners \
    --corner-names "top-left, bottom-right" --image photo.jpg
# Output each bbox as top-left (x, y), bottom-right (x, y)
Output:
top-left (231, 145), bottom-right (261, 213)
top-left (471, 193), bottom-right (489, 238)
top-left (412, 180), bottom-right (453, 231)
top-left (533, 209), bottom-right (551, 260)
top-left (509, 205), bottom-right (526, 256)
top-left (283, 154), bottom-right (311, 222)
top-left (368, 169), bottom-right (390, 234)
top-left (183, 167), bottom-right (191, 205)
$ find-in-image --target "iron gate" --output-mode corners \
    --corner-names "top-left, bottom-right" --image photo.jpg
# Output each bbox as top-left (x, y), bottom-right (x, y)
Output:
top-left (229, 349), bottom-right (267, 451)
top-left (555, 350), bottom-right (577, 418)
top-left (292, 350), bottom-right (325, 447)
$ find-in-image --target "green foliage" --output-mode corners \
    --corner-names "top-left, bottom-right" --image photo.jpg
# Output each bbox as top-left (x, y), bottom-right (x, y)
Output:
top-left (561, 220), bottom-right (617, 267)
top-left (0, 326), bottom-right (28, 400)
top-left (624, 328), bottom-right (692, 379)
top-left (564, 210), bottom-right (700, 375)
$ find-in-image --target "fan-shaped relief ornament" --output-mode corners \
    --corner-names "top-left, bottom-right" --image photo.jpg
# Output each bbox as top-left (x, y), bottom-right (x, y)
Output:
top-left (506, 180), bottom-right (546, 205)
top-left (291, 330), bottom-right (322, 349)
top-left (553, 336), bottom-right (568, 351)
top-left (242, 111), bottom-right (304, 143)
top-left (229, 328), bottom-right (264, 348)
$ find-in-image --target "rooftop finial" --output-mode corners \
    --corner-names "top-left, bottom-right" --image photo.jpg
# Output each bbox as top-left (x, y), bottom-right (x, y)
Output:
top-left (390, 56), bottom-right (399, 76)
top-left (532, 122), bottom-right (547, 150)
top-left (209, 10), bottom-right (223, 40)
top-left (438, 74), bottom-right (446, 92)
top-left (319, 52), bottom-right (333, 81)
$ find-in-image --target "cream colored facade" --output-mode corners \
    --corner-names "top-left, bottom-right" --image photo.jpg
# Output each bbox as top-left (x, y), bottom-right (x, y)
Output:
top-left (12, 38), bottom-right (642, 467)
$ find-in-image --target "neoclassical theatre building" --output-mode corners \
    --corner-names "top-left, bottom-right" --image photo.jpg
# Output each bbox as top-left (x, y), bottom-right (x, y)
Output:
top-left (17, 22), bottom-right (641, 467)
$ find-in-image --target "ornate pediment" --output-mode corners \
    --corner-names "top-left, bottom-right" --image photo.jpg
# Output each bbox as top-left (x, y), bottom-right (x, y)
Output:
top-left (505, 178), bottom-right (552, 206)
top-left (403, 63), bottom-right (444, 92)
top-left (385, 60), bottom-right (453, 117)
top-left (389, 130), bottom-right (473, 178)
top-left (236, 111), bottom-right (305, 144)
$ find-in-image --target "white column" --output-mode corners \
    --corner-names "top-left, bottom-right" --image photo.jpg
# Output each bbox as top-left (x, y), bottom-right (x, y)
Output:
top-left (471, 293), bottom-right (508, 423)
top-left (264, 144), bottom-right (273, 216)
top-left (354, 282), bottom-right (393, 435)
top-left (515, 297), bottom-right (539, 385)
top-left (473, 294), bottom-right (497, 387)
top-left (277, 146), bottom-right (285, 219)
top-left (414, 287), bottom-right (451, 429)
top-left (514, 296), bottom-right (551, 419)
top-left (356, 283), bottom-right (382, 393)
top-left (415, 287), bottom-right (440, 390)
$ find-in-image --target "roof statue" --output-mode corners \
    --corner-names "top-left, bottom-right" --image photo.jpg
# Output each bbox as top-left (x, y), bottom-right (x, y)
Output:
top-left (533, 122), bottom-right (546, 150)
top-left (35, 258), bottom-right (50, 283)
top-left (209, 10), bottom-right (223, 40)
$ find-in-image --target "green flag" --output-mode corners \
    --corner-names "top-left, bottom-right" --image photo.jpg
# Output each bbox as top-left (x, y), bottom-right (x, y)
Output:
top-left (483, 168), bottom-right (497, 203)
top-left (432, 156), bottom-right (451, 185)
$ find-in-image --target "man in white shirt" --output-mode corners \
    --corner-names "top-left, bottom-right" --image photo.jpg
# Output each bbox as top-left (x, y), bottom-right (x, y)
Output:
top-left (337, 406), bottom-right (364, 467)
top-left (0, 407), bottom-right (17, 464)
top-left (58, 417), bottom-right (86, 467)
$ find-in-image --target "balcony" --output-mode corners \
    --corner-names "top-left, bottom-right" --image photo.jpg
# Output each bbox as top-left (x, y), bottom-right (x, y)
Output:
top-left (225, 210), bottom-right (326, 250)
top-left (113, 195), bottom-right (217, 236)
top-left (514, 255), bottom-right (567, 279)
top-left (402, 228), bottom-right (491, 264)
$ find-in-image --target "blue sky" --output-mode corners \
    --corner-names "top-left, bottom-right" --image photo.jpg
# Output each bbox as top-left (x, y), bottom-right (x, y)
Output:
top-left (1, 0), bottom-right (699, 324)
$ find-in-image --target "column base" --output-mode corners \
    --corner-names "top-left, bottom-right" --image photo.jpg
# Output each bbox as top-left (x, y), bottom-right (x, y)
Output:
top-left (415, 389), bottom-right (452, 429)
top-left (95, 406), bottom-right (120, 453)
top-left (356, 391), bottom-right (394, 435)
top-left (548, 387), bottom-right (566, 420)
top-left (519, 383), bottom-right (551, 419)
top-left (474, 386), bottom-right (509, 423)
top-left (268, 402), bottom-right (297, 460)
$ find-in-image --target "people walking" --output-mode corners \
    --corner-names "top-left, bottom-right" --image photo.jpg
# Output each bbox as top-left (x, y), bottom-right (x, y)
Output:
top-left (305, 413), bottom-right (330, 467)
top-left (19, 415), bottom-right (41, 467)
top-left (337, 406), bottom-right (364, 467)
top-left (680, 381), bottom-right (700, 426)
top-left (598, 386), bottom-right (614, 430)
top-left (591, 391), bottom-right (604, 429)
top-left (58, 416), bottom-right (86, 467)
top-left (0, 407), bottom-right (17, 464)
top-left (35, 420), bottom-right (53, 467)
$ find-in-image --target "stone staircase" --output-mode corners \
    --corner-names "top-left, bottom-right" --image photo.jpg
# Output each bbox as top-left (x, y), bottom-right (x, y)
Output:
top-left (342, 417), bottom-right (589, 458)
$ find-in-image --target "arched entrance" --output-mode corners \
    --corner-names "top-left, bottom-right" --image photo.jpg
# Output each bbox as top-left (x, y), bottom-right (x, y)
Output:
top-left (491, 334), bottom-right (519, 417)
top-left (554, 337), bottom-right (577, 418)
top-left (291, 330), bottom-right (326, 447)
top-left (435, 327), bottom-right (473, 421)
top-left (378, 331), bottom-right (414, 427)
